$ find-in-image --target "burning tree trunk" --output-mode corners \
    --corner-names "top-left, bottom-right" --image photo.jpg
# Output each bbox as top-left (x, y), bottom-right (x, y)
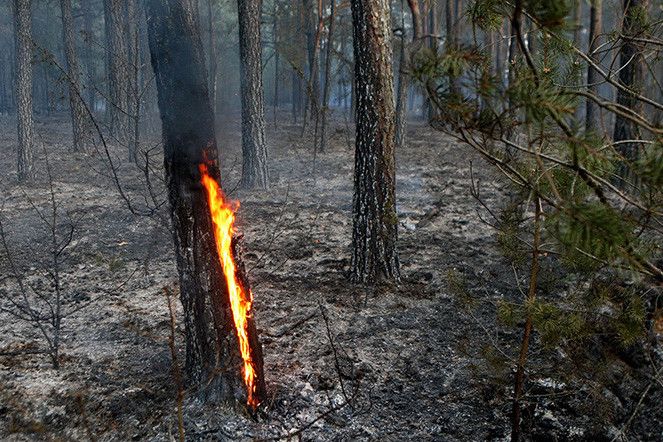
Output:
top-left (60, 0), bottom-right (89, 152)
top-left (13, 0), bottom-right (34, 181)
top-left (145, 0), bottom-right (266, 408)
top-left (237, 0), bottom-right (269, 189)
top-left (349, 0), bottom-right (400, 283)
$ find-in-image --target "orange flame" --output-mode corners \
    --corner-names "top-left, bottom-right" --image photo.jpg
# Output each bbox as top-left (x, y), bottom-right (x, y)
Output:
top-left (199, 163), bottom-right (258, 408)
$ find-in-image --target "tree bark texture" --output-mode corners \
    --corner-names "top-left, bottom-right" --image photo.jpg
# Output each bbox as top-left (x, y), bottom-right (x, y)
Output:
top-left (613, 0), bottom-right (648, 182)
top-left (237, 0), bottom-right (269, 189)
top-left (350, 0), bottom-right (400, 283)
top-left (145, 0), bottom-right (266, 405)
top-left (14, 0), bottom-right (34, 181)
top-left (60, 0), bottom-right (89, 152)
top-left (105, 0), bottom-right (129, 141)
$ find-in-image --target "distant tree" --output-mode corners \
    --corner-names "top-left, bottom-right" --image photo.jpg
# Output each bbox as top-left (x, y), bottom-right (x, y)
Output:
top-left (349, 0), bottom-right (400, 283)
top-left (585, 0), bottom-right (602, 131)
top-left (237, 0), bottom-right (269, 189)
top-left (395, 0), bottom-right (422, 151)
top-left (613, 0), bottom-right (649, 183)
top-left (318, 0), bottom-right (337, 152)
top-left (145, 0), bottom-right (266, 405)
top-left (104, 0), bottom-right (128, 141)
top-left (60, 0), bottom-right (89, 151)
top-left (13, 0), bottom-right (34, 181)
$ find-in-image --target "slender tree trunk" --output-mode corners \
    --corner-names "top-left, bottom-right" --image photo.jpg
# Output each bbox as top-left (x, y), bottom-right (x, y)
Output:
top-left (613, 0), bottom-right (648, 184)
top-left (511, 198), bottom-right (541, 442)
top-left (395, 0), bottom-right (422, 150)
top-left (14, 0), bottom-right (34, 181)
top-left (350, 0), bottom-right (400, 283)
top-left (206, 0), bottom-right (218, 113)
top-left (319, 0), bottom-right (336, 152)
top-left (585, 0), bottom-right (602, 131)
top-left (445, 0), bottom-right (460, 94)
top-left (237, 0), bottom-right (269, 189)
top-left (273, 0), bottom-right (279, 126)
top-left (127, 0), bottom-right (140, 161)
top-left (60, 0), bottom-right (88, 151)
top-left (495, 20), bottom-right (504, 87)
top-left (572, 0), bottom-right (583, 122)
top-left (82, 0), bottom-right (97, 111)
top-left (105, 0), bottom-right (128, 141)
top-left (144, 0), bottom-right (266, 406)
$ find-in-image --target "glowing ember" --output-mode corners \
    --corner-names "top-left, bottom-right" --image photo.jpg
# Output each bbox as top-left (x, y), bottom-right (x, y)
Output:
top-left (199, 163), bottom-right (259, 408)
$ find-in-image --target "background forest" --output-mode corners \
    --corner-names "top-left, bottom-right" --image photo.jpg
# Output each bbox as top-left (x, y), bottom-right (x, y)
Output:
top-left (0, 0), bottom-right (662, 440)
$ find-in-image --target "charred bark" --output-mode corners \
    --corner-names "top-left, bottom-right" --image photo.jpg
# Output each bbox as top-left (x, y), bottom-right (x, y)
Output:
top-left (350, 0), bottom-right (400, 283)
top-left (13, 0), bottom-right (34, 181)
top-left (145, 0), bottom-right (266, 406)
top-left (237, 0), bottom-right (269, 189)
top-left (104, 0), bottom-right (128, 141)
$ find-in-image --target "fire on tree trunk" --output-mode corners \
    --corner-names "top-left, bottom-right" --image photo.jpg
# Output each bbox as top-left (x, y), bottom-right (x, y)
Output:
top-left (144, 0), bottom-right (266, 408)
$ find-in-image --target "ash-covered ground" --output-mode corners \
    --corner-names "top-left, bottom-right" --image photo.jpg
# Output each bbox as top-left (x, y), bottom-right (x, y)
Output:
top-left (0, 113), bottom-right (661, 441)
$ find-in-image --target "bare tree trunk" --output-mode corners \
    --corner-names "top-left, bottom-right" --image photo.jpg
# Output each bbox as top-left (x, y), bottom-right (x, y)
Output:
top-left (395, 0), bottom-right (422, 150)
top-left (350, 0), bottom-right (400, 283)
top-left (127, 0), bottom-right (140, 161)
top-left (585, 0), bottom-right (602, 131)
top-left (613, 0), bottom-right (648, 184)
top-left (273, 0), bottom-right (279, 126)
top-left (445, 0), bottom-right (459, 94)
top-left (206, 0), bottom-right (218, 113)
top-left (237, 0), bottom-right (268, 189)
top-left (104, 0), bottom-right (128, 141)
top-left (318, 0), bottom-right (336, 152)
top-left (144, 0), bottom-right (266, 407)
top-left (82, 0), bottom-right (97, 112)
top-left (572, 0), bottom-right (583, 122)
top-left (60, 0), bottom-right (88, 151)
top-left (14, 0), bottom-right (34, 181)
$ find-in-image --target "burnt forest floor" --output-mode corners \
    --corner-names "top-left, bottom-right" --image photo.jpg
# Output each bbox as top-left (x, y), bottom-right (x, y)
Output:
top-left (0, 112), bottom-right (661, 441)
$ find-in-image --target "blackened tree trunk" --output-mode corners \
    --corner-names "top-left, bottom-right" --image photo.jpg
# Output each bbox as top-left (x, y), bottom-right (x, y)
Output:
top-left (104, 0), bottom-right (128, 141)
top-left (237, 0), bottom-right (269, 189)
top-left (613, 0), bottom-right (648, 183)
top-left (126, 0), bottom-right (140, 162)
top-left (585, 0), bottom-right (602, 131)
top-left (350, 0), bottom-right (400, 283)
top-left (318, 0), bottom-right (336, 152)
top-left (206, 0), bottom-right (218, 112)
top-left (144, 0), bottom-right (266, 406)
top-left (14, 0), bottom-right (34, 181)
top-left (60, 0), bottom-right (88, 152)
top-left (395, 0), bottom-right (422, 150)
